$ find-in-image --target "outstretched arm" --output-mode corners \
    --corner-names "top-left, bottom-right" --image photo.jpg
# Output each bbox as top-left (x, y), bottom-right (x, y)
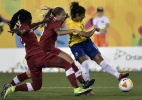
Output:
top-left (54, 28), bottom-right (79, 36)
top-left (78, 28), bottom-right (100, 38)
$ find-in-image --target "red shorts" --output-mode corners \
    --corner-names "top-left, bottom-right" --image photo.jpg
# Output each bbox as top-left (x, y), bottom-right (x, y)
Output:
top-left (27, 52), bottom-right (63, 79)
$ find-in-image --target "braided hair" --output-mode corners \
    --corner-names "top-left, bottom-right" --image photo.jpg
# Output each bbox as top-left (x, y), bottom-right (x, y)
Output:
top-left (9, 9), bottom-right (32, 30)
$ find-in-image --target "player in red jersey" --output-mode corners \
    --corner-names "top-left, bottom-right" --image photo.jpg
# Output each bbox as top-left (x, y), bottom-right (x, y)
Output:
top-left (9, 7), bottom-right (95, 91)
top-left (1, 9), bottom-right (92, 100)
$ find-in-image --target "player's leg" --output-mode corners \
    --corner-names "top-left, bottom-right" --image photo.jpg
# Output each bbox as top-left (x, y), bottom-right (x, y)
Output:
top-left (70, 44), bottom-right (95, 95)
top-left (52, 48), bottom-right (95, 89)
top-left (70, 43), bottom-right (92, 82)
top-left (43, 53), bottom-right (92, 96)
top-left (85, 39), bottom-right (129, 81)
top-left (58, 51), bottom-right (89, 87)
top-left (93, 54), bottom-right (129, 80)
top-left (10, 70), bottom-right (31, 86)
top-left (1, 67), bottom-right (42, 100)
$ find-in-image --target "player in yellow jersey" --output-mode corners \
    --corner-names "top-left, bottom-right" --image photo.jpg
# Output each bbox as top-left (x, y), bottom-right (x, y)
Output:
top-left (67, 1), bottom-right (129, 95)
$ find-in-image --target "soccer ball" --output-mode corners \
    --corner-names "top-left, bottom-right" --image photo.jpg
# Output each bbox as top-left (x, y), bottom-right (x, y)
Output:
top-left (119, 78), bottom-right (133, 92)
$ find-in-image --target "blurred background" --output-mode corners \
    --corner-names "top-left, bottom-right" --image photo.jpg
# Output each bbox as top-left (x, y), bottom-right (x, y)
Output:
top-left (0, 0), bottom-right (142, 73)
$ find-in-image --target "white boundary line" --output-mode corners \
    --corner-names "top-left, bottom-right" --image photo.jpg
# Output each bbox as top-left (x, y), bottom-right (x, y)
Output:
top-left (41, 86), bottom-right (142, 89)
top-left (0, 86), bottom-right (141, 89)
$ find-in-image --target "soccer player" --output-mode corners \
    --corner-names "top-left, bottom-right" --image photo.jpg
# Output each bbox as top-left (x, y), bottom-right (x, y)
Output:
top-left (67, 2), bottom-right (129, 85)
top-left (1, 9), bottom-right (92, 100)
top-left (9, 7), bottom-right (95, 91)
top-left (92, 6), bottom-right (110, 47)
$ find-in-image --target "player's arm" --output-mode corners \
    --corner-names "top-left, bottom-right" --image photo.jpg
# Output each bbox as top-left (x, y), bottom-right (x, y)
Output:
top-left (54, 28), bottom-right (79, 36)
top-left (8, 28), bottom-right (27, 36)
top-left (79, 28), bottom-right (100, 38)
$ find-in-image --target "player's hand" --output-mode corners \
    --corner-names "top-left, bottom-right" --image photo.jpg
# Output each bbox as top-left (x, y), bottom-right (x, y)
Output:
top-left (95, 28), bottom-right (100, 32)
top-left (73, 29), bottom-right (80, 33)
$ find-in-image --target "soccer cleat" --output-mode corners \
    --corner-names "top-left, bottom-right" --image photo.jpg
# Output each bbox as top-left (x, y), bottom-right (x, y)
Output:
top-left (86, 91), bottom-right (95, 96)
top-left (118, 73), bottom-right (129, 81)
top-left (74, 87), bottom-right (92, 96)
top-left (83, 79), bottom-right (95, 89)
top-left (1, 84), bottom-right (15, 100)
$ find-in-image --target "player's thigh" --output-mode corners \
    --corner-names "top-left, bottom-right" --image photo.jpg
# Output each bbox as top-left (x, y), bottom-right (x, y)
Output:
top-left (70, 44), bottom-right (86, 61)
top-left (51, 47), bottom-right (62, 55)
top-left (58, 51), bottom-right (74, 63)
top-left (84, 39), bottom-right (100, 60)
top-left (29, 67), bottom-right (42, 82)
top-left (43, 52), bottom-right (65, 68)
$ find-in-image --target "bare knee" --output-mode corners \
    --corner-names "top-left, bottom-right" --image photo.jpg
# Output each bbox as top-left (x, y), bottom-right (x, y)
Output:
top-left (93, 54), bottom-right (104, 64)
top-left (26, 70), bottom-right (31, 78)
top-left (58, 51), bottom-right (74, 64)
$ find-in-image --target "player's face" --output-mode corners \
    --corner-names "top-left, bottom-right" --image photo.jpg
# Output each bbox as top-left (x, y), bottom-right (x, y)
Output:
top-left (97, 12), bottom-right (103, 17)
top-left (56, 10), bottom-right (66, 22)
top-left (76, 13), bottom-right (85, 22)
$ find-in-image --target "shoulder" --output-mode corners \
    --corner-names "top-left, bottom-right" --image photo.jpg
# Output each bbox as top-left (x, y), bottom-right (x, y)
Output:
top-left (20, 24), bottom-right (30, 30)
top-left (20, 24), bottom-right (30, 33)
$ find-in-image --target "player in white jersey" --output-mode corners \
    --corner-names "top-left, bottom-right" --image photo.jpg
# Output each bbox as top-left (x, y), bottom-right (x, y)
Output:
top-left (92, 7), bottom-right (110, 47)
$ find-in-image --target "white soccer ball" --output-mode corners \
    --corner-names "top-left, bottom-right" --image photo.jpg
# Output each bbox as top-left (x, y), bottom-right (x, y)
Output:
top-left (119, 78), bottom-right (133, 92)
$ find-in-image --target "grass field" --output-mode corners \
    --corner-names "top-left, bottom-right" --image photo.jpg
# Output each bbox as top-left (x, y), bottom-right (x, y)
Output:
top-left (0, 72), bottom-right (142, 100)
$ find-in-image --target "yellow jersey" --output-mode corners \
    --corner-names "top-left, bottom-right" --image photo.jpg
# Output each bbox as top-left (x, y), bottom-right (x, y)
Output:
top-left (67, 19), bottom-right (87, 47)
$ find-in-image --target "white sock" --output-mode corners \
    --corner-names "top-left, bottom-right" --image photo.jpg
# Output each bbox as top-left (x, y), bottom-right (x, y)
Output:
top-left (66, 68), bottom-right (75, 76)
top-left (26, 83), bottom-right (34, 91)
top-left (100, 60), bottom-right (120, 78)
top-left (75, 70), bottom-right (82, 78)
top-left (81, 60), bottom-right (90, 81)
top-left (13, 76), bottom-right (20, 85)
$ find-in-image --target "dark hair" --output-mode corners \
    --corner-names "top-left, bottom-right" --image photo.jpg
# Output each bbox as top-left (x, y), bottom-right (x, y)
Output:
top-left (97, 6), bottom-right (104, 12)
top-left (9, 9), bottom-right (32, 30)
top-left (70, 2), bottom-right (85, 20)
top-left (40, 6), bottom-right (64, 27)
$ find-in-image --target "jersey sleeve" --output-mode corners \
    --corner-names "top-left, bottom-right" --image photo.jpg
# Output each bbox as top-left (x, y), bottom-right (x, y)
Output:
top-left (92, 18), bottom-right (97, 26)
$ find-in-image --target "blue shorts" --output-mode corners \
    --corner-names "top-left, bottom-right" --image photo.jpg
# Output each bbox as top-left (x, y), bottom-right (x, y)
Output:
top-left (70, 38), bottom-right (100, 60)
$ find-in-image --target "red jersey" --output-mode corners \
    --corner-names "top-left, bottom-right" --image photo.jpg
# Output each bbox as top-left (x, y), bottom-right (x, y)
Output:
top-left (39, 17), bottom-right (61, 52)
top-left (20, 24), bottom-right (43, 59)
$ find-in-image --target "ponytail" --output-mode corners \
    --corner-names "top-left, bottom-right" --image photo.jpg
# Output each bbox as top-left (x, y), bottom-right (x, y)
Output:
top-left (40, 6), bottom-right (64, 28)
top-left (40, 7), bottom-right (53, 28)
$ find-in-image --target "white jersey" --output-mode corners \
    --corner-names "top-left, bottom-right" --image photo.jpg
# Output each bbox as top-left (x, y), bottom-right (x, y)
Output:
top-left (92, 16), bottom-right (109, 34)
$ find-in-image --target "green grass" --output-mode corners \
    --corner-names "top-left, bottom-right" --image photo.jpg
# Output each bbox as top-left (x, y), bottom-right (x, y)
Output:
top-left (0, 72), bottom-right (142, 100)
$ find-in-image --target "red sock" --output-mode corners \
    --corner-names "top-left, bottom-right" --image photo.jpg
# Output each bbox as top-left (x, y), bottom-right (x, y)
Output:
top-left (15, 84), bottom-right (28, 91)
top-left (10, 72), bottom-right (29, 86)
top-left (67, 73), bottom-right (79, 88)
top-left (60, 59), bottom-right (79, 88)
top-left (71, 63), bottom-right (84, 83)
